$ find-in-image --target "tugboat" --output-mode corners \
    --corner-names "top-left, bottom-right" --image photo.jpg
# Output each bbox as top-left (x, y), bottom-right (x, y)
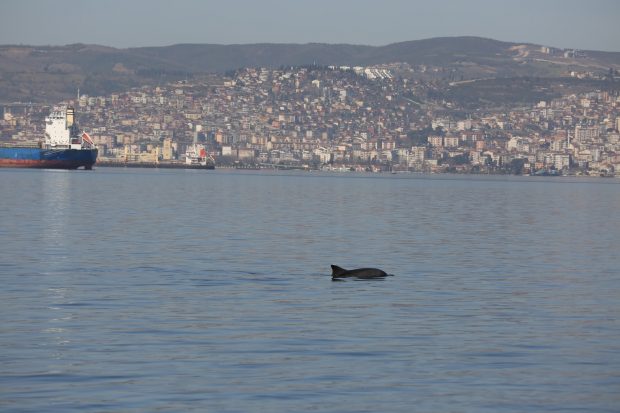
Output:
top-left (0, 106), bottom-right (97, 169)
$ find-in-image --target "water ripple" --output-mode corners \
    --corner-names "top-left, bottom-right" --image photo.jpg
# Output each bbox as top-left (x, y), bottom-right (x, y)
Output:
top-left (1, 169), bottom-right (619, 412)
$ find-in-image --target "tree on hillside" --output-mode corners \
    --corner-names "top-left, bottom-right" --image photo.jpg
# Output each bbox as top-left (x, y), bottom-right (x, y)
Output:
top-left (405, 126), bottom-right (444, 147)
top-left (509, 158), bottom-right (527, 175)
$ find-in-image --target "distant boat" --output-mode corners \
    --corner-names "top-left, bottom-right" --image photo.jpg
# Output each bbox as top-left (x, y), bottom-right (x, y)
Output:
top-left (0, 106), bottom-right (97, 169)
top-left (184, 144), bottom-right (215, 169)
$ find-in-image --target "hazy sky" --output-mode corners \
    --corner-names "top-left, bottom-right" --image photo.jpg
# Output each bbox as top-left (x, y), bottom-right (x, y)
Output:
top-left (1, 0), bottom-right (619, 51)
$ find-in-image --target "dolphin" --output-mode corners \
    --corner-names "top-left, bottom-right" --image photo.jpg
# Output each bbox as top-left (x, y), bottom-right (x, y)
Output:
top-left (331, 265), bottom-right (393, 280)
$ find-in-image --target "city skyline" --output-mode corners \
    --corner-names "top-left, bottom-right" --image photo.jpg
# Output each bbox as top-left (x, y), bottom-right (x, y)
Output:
top-left (1, 0), bottom-right (620, 52)
top-left (4, 64), bottom-right (618, 176)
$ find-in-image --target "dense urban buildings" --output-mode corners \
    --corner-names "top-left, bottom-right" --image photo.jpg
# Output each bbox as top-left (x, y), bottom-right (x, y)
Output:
top-left (2, 65), bottom-right (619, 175)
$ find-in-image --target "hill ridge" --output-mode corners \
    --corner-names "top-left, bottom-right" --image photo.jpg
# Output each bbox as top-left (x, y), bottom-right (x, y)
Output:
top-left (1, 36), bottom-right (619, 103)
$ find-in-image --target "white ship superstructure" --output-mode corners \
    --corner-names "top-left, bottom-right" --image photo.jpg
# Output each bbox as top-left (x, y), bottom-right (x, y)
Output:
top-left (185, 144), bottom-right (214, 167)
top-left (44, 106), bottom-right (95, 150)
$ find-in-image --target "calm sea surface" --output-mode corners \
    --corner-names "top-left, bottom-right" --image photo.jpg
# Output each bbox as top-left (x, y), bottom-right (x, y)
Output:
top-left (1, 168), bottom-right (619, 412)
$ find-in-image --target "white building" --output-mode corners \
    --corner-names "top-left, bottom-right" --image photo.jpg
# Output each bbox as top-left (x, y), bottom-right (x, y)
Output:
top-left (553, 154), bottom-right (571, 170)
top-left (575, 125), bottom-right (599, 142)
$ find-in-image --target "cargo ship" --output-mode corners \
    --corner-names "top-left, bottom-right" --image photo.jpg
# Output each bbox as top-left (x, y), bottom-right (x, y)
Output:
top-left (0, 106), bottom-right (97, 169)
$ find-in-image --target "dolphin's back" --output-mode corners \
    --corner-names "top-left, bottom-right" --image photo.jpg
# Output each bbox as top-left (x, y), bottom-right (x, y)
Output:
top-left (331, 265), bottom-right (348, 277)
top-left (331, 265), bottom-right (391, 279)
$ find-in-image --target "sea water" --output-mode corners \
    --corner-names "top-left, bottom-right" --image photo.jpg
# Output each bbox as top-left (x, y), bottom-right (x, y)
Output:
top-left (1, 168), bottom-right (619, 412)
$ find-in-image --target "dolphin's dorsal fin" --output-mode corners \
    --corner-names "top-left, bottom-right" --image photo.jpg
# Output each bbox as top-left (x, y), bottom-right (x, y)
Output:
top-left (331, 265), bottom-right (347, 277)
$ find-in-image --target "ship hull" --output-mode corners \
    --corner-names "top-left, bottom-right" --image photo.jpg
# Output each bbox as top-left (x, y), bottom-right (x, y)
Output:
top-left (0, 147), bottom-right (98, 169)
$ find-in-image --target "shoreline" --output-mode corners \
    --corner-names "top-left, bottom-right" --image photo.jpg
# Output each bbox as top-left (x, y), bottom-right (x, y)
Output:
top-left (92, 162), bottom-right (618, 179)
top-left (96, 161), bottom-right (214, 170)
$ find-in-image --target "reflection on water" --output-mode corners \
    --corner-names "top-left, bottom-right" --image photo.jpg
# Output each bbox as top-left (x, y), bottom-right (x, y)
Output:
top-left (1, 169), bottom-right (619, 413)
top-left (41, 170), bottom-right (71, 265)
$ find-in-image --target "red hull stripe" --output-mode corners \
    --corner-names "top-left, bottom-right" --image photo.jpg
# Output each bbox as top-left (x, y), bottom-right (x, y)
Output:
top-left (0, 159), bottom-right (95, 168)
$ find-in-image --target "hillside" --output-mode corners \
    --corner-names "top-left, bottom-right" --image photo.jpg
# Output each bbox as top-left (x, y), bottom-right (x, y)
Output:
top-left (1, 37), bottom-right (619, 103)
